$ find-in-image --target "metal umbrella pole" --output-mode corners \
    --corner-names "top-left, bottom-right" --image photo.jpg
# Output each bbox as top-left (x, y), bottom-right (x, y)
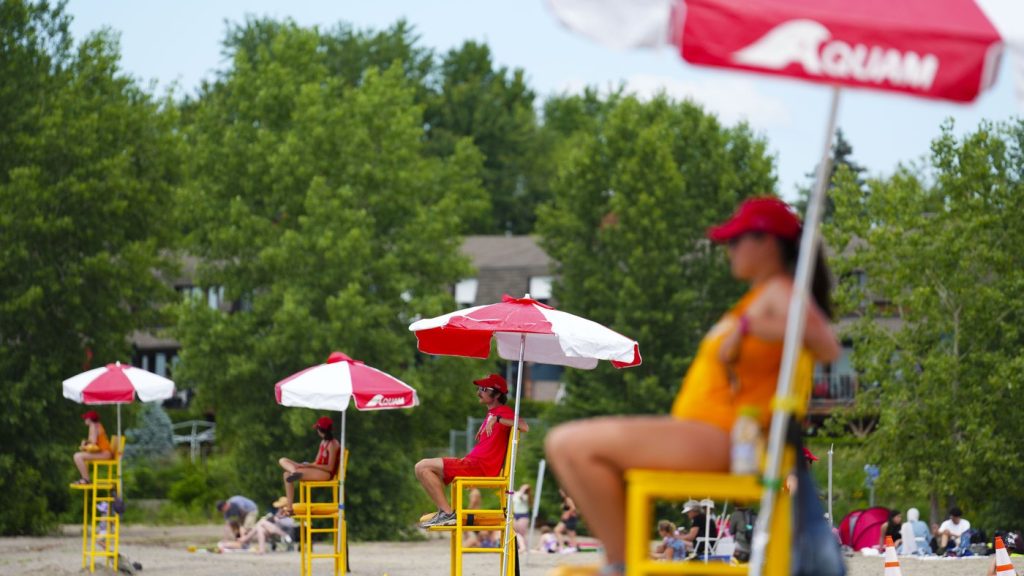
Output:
top-left (337, 409), bottom-right (347, 561)
top-left (828, 444), bottom-right (834, 526)
top-left (527, 458), bottom-right (547, 560)
top-left (500, 333), bottom-right (527, 576)
top-left (748, 85), bottom-right (841, 576)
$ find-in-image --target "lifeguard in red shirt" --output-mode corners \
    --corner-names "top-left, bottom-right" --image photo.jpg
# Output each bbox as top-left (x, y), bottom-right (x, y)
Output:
top-left (415, 373), bottom-right (528, 527)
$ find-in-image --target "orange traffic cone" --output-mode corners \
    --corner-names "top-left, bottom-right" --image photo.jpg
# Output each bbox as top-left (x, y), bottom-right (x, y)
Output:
top-left (995, 536), bottom-right (1017, 575)
top-left (883, 536), bottom-right (902, 576)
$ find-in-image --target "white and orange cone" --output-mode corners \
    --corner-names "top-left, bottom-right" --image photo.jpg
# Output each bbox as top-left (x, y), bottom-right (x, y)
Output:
top-left (995, 536), bottom-right (1017, 575)
top-left (883, 536), bottom-right (902, 576)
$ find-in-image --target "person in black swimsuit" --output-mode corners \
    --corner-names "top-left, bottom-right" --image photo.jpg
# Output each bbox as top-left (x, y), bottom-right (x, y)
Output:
top-left (879, 509), bottom-right (903, 551)
top-left (555, 489), bottom-right (579, 552)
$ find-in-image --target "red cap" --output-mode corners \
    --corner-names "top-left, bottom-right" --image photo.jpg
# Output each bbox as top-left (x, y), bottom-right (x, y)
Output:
top-left (802, 447), bottom-right (819, 463)
top-left (707, 197), bottom-right (801, 243)
top-left (313, 416), bottom-right (333, 430)
top-left (81, 410), bottom-right (100, 422)
top-left (473, 373), bottom-right (508, 395)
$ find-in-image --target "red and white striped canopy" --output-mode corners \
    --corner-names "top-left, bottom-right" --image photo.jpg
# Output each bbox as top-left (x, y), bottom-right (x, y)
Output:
top-left (409, 294), bottom-right (642, 369)
top-left (548, 0), bottom-right (1024, 105)
top-left (274, 352), bottom-right (419, 412)
top-left (63, 362), bottom-right (176, 404)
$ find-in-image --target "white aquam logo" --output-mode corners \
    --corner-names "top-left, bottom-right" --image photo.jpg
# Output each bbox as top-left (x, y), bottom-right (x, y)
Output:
top-left (364, 394), bottom-right (407, 408)
top-left (732, 20), bottom-right (939, 90)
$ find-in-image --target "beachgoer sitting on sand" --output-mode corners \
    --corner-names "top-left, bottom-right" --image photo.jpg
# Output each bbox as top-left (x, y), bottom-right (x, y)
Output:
top-left (937, 507), bottom-right (971, 556)
top-left (216, 496), bottom-right (259, 541)
top-left (651, 520), bottom-right (687, 561)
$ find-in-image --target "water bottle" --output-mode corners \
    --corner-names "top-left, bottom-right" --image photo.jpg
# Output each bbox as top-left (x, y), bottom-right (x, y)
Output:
top-left (731, 406), bottom-right (763, 475)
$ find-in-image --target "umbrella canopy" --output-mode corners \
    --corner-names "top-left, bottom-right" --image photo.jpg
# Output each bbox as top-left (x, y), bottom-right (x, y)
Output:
top-left (63, 362), bottom-right (176, 405)
top-left (408, 294), bottom-right (642, 369)
top-left (274, 351), bottom-right (419, 411)
top-left (548, 0), bottom-right (1024, 104)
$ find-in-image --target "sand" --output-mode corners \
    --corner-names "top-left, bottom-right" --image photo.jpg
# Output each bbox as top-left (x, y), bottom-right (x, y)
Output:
top-left (0, 524), bottom-right (1014, 576)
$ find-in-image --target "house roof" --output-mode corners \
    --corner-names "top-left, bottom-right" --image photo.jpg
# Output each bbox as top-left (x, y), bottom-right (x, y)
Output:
top-left (461, 235), bottom-right (552, 270)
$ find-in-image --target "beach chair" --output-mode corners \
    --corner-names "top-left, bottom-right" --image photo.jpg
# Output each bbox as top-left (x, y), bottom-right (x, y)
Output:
top-left (292, 449), bottom-right (349, 576)
top-left (427, 430), bottom-right (517, 576)
top-left (623, 369), bottom-right (813, 575)
top-left (69, 435), bottom-right (126, 573)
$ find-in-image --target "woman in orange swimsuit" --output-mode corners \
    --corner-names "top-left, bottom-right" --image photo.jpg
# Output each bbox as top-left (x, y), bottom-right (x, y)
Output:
top-left (278, 416), bottom-right (340, 514)
top-left (545, 197), bottom-right (840, 575)
top-left (72, 410), bottom-right (113, 484)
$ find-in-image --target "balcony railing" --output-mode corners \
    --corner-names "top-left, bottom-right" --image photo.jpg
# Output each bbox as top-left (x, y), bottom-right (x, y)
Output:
top-left (810, 371), bottom-right (858, 411)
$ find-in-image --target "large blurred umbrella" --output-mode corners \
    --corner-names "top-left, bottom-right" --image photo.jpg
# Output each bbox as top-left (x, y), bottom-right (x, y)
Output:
top-left (409, 294), bottom-right (641, 573)
top-left (274, 351), bottom-right (419, 542)
top-left (546, 0), bottom-right (1024, 572)
top-left (63, 361), bottom-right (176, 440)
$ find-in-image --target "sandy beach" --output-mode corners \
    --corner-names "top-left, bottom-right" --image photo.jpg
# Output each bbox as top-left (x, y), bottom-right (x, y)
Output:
top-left (0, 524), bottom-right (1014, 576)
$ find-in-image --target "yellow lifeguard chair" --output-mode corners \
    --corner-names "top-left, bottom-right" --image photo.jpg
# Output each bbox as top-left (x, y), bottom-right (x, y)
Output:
top-left (427, 430), bottom-right (518, 576)
top-left (621, 364), bottom-right (814, 576)
top-left (70, 435), bottom-right (126, 573)
top-left (292, 449), bottom-right (350, 576)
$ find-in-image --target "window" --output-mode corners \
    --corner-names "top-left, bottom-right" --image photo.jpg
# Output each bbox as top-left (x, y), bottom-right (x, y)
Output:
top-left (529, 276), bottom-right (553, 303)
top-left (531, 363), bottom-right (564, 382)
top-left (455, 278), bottom-right (478, 308)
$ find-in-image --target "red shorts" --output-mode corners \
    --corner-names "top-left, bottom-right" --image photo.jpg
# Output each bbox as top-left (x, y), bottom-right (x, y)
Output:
top-left (442, 457), bottom-right (488, 485)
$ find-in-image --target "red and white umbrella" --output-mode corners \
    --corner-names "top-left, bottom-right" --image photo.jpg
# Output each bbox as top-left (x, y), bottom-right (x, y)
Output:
top-left (410, 294), bottom-right (641, 369)
top-left (275, 351), bottom-right (419, 411)
top-left (63, 361), bottom-right (177, 438)
top-left (548, 0), bottom-right (1024, 104)
top-left (273, 351), bottom-right (419, 544)
top-left (409, 294), bottom-right (641, 572)
top-left (547, 1), bottom-right (1023, 573)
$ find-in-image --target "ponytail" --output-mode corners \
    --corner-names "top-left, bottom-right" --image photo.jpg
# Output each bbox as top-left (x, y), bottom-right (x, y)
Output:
top-left (779, 237), bottom-right (834, 320)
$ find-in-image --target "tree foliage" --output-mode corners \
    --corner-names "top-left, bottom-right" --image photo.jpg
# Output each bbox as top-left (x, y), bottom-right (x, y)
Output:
top-left (174, 19), bottom-right (490, 539)
top-left (537, 94), bottom-right (777, 418)
top-left (0, 0), bottom-right (181, 534)
top-left (124, 403), bottom-right (175, 462)
top-left (826, 120), bottom-right (1024, 525)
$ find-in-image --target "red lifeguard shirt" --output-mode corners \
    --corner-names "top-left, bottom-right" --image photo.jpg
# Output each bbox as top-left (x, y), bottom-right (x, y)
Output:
top-left (465, 405), bottom-right (515, 476)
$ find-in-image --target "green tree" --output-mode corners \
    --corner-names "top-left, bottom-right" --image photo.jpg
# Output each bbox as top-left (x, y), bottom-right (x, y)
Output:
top-left (425, 41), bottom-right (543, 234)
top-left (124, 403), bottom-right (175, 462)
top-left (537, 95), bottom-right (776, 418)
top-left (826, 120), bottom-right (1024, 526)
top-left (175, 20), bottom-right (490, 538)
top-left (794, 128), bottom-right (865, 218)
top-left (0, 0), bottom-right (182, 534)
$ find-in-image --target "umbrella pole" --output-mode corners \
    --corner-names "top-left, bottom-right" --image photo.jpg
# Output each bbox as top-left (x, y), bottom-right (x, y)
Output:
top-left (500, 334), bottom-right (527, 576)
top-left (748, 85), bottom-right (842, 576)
top-left (527, 458), bottom-right (546, 562)
top-left (117, 403), bottom-right (123, 495)
top-left (338, 410), bottom-right (346, 561)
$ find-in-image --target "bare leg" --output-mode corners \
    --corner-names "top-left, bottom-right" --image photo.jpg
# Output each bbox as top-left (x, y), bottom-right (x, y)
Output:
top-left (414, 458), bottom-right (451, 514)
top-left (515, 518), bottom-right (529, 551)
top-left (282, 465), bottom-right (332, 509)
top-left (73, 451), bottom-right (113, 481)
top-left (255, 527), bottom-right (268, 554)
top-left (545, 416), bottom-right (729, 565)
top-left (554, 522), bottom-right (567, 551)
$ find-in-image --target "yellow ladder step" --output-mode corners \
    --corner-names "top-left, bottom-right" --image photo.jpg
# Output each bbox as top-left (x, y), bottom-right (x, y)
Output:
top-left (463, 547), bottom-right (504, 554)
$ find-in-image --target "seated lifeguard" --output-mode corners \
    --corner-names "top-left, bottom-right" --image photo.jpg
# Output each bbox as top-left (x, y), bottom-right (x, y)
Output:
top-left (277, 416), bottom-right (340, 515)
top-left (72, 410), bottom-right (112, 485)
top-left (415, 374), bottom-right (528, 527)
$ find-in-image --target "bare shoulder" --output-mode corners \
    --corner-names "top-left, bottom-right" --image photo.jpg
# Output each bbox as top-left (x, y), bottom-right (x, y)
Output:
top-left (752, 276), bottom-right (793, 311)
